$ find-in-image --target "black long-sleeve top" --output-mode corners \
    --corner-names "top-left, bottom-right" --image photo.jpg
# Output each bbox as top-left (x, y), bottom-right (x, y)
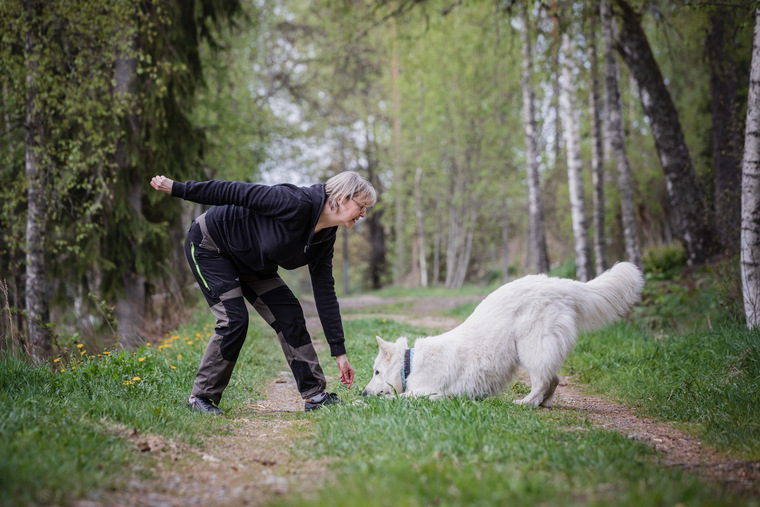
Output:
top-left (172, 179), bottom-right (346, 357)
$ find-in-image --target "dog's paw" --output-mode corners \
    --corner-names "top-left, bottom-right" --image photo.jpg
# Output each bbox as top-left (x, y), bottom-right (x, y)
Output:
top-left (513, 397), bottom-right (541, 408)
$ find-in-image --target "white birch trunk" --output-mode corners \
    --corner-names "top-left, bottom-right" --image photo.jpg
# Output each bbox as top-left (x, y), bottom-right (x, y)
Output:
top-left (24, 0), bottom-right (51, 362)
top-left (588, 11), bottom-right (608, 274)
top-left (114, 21), bottom-right (145, 348)
top-left (601, 0), bottom-right (642, 269)
top-left (560, 32), bottom-right (593, 281)
top-left (520, 3), bottom-right (550, 274)
top-left (741, 8), bottom-right (760, 329)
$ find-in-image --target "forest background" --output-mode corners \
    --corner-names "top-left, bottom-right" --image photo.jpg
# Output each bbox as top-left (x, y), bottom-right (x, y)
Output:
top-left (2, 0), bottom-right (760, 362)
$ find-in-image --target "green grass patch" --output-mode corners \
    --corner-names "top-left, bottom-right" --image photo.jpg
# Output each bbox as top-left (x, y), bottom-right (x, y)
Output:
top-left (567, 322), bottom-right (760, 458)
top-left (0, 309), bottom-right (283, 507)
top-left (278, 319), bottom-right (753, 507)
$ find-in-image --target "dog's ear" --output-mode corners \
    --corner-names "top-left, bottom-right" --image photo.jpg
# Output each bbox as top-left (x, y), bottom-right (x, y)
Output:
top-left (375, 335), bottom-right (394, 358)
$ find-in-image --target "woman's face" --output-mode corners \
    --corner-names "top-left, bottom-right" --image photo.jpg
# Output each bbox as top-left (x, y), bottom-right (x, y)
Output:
top-left (337, 194), bottom-right (370, 228)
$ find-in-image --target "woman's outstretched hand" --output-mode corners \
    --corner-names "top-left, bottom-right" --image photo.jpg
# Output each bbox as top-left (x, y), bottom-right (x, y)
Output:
top-left (150, 175), bottom-right (174, 194)
top-left (335, 354), bottom-right (354, 389)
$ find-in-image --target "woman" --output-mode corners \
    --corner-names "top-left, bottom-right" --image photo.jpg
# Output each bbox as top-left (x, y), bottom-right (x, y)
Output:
top-left (150, 171), bottom-right (377, 413)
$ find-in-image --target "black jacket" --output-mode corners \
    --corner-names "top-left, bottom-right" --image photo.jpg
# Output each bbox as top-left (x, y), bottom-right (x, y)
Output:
top-left (172, 179), bottom-right (345, 356)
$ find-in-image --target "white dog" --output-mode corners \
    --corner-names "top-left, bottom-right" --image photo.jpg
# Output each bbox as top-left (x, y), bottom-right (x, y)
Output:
top-left (362, 262), bottom-right (645, 407)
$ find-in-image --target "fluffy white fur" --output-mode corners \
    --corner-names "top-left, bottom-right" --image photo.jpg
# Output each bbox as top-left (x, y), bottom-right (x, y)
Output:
top-left (362, 262), bottom-right (645, 407)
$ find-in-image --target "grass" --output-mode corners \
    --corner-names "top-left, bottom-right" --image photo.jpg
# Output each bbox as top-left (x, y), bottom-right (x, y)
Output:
top-left (280, 318), bottom-right (759, 507)
top-left (567, 321), bottom-right (760, 458)
top-left (3, 258), bottom-right (760, 506)
top-left (0, 312), bottom-right (282, 507)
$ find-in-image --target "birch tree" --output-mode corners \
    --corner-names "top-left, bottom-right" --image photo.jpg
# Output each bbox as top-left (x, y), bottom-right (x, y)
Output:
top-left (741, 7), bottom-right (760, 329)
top-left (612, 0), bottom-right (713, 265)
top-left (23, 0), bottom-right (49, 362)
top-left (520, 1), bottom-right (550, 274)
top-left (114, 9), bottom-right (144, 348)
top-left (601, 0), bottom-right (642, 269)
top-left (587, 8), bottom-right (608, 274)
top-left (560, 31), bottom-right (593, 281)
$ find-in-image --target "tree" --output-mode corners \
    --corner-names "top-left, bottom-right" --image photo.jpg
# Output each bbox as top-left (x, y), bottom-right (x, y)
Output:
top-left (587, 6), bottom-right (608, 274)
top-left (707, 5), bottom-right (744, 255)
top-left (23, 0), bottom-right (49, 362)
top-left (741, 6), bottom-right (760, 329)
top-left (520, 1), bottom-right (550, 274)
top-left (612, 0), bottom-right (713, 266)
top-left (560, 30), bottom-right (593, 281)
top-left (602, 0), bottom-right (641, 269)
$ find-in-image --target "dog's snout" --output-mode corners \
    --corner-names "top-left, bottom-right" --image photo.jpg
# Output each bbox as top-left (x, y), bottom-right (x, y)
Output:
top-left (361, 389), bottom-right (368, 396)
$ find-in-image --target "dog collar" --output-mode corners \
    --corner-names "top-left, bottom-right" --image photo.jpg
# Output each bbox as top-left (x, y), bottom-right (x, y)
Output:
top-left (401, 348), bottom-right (414, 392)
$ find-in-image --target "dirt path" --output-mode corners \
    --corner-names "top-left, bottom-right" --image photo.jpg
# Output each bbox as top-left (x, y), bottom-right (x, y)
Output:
top-left (84, 294), bottom-right (759, 506)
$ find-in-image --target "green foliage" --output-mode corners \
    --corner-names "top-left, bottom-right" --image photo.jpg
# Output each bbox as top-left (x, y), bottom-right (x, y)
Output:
top-left (0, 309), bottom-right (281, 506)
top-left (633, 255), bottom-right (740, 333)
top-left (642, 244), bottom-right (688, 281)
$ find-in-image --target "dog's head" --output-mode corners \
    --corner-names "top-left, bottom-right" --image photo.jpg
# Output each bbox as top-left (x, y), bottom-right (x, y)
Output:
top-left (361, 336), bottom-right (408, 396)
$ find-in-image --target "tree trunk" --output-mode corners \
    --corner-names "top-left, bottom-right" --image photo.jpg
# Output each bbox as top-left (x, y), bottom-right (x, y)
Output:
top-left (602, 0), bottom-right (642, 269)
top-left (707, 7), bottom-right (743, 255)
top-left (560, 32), bottom-right (593, 281)
top-left (24, 0), bottom-right (51, 363)
top-left (520, 2), bottom-right (550, 274)
top-left (501, 195), bottom-right (510, 283)
top-left (365, 128), bottom-right (387, 290)
top-left (741, 7), bottom-right (760, 329)
top-left (114, 22), bottom-right (144, 348)
top-left (587, 8), bottom-right (608, 274)
top-left (390, 18), bottom-right (405, 283)
top-left (613, 0), bottom-right (713, 265)
top-left (414, 168), bottom-right (428, 287)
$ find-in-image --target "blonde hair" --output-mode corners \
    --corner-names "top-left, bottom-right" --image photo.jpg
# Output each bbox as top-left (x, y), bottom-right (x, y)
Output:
top-left (325, 171), bottom-right (377, 210)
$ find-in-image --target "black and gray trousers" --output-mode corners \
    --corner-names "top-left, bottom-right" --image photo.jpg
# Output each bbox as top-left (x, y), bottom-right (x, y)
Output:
top-left (183, 214), bottom-right (326, 405)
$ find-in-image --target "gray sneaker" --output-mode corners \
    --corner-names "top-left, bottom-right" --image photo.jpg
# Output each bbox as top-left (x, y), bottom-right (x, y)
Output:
top-left (187, 395), bottom-right (223, 415)
top-left (304, 392), bottom-right (341, 412)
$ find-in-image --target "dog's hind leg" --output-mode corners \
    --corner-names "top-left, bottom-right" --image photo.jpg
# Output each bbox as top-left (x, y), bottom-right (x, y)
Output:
top-left (539, 374), bottom-right (560, 407)
top-left (514, 371), bottom-right (559, 408)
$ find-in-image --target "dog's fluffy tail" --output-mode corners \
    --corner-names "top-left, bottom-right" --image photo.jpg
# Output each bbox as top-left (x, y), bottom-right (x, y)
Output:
top-left (574, 262), bottom-right (645, 332)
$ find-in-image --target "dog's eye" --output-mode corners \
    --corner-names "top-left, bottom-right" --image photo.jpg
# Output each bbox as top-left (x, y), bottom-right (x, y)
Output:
top-left (375, 370), bottom-right (380, 375)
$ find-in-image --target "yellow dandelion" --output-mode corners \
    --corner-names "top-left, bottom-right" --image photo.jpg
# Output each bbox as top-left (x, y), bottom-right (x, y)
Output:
top-left (53, 358), bottom-right (60, 363)
top-left (187, 341), bottom-right (193, 346)
top-left (103, 351), bottom-right (110, 356)
top-left (132, 376), bottom-right (141, 381)
top-left (76, 343), bottom-right (84, 349)
top-left (196, 332), bottom-right (201, 338)
top-left (158, 345), bottom-right (164, 351)
top-left (72, 366), bottom-right (76, 370)
top-left (123, 381), bottom-right (132, 385)
top-left (81, 350), bottom-right (87, 356)
top-left (207, 332), bottom-right (213, 337)
top-left (146, 342), bottom-right (151, 347)
top-left (177, 354), bottom-right (183, 361)
top-left (138, 357), bottom-right (146, 362)
top-left (381, 319), bottom-right (387, 323)
top-left (170, 365), bottom-right (176, 370)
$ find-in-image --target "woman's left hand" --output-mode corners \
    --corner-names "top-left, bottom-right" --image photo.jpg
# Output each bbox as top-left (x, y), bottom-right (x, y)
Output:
top-left (335, 354), bottom-right (354, 389)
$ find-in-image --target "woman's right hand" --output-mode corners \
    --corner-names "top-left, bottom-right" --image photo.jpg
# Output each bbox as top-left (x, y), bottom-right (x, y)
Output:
top-left (150, 175), bottom-right (174, 194)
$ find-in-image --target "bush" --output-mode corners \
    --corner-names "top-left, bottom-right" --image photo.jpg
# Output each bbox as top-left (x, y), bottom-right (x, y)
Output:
top-left (642, 244), bottom-right (687, 281)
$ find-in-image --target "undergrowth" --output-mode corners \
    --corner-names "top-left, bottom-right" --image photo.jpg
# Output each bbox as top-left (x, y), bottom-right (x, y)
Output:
top-left (0, 312), bottom-right (281, 507)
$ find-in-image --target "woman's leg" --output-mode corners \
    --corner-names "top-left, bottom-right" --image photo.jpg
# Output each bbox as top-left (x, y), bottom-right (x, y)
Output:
top-left (184, 224), bottom-right (248, 405)
top-left (239, 272), bottom-right (327, 399)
